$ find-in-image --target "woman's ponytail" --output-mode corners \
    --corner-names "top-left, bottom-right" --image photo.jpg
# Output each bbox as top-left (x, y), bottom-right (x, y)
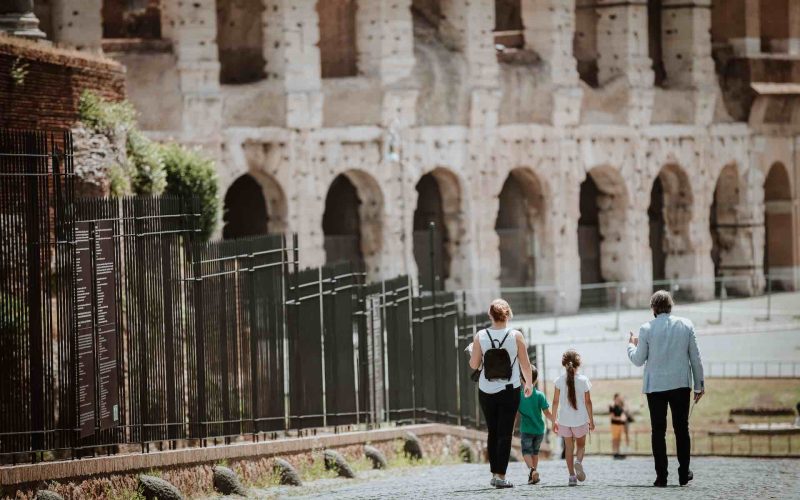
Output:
top-left (562, 350), bottom-right (581, 410)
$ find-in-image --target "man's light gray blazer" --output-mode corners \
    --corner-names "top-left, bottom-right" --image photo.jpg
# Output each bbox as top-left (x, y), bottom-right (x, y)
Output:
top-left (627, 313), bottom-right (704, 394)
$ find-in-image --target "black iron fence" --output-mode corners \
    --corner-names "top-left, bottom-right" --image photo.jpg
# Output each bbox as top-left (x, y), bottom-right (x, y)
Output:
top-left (1, 128), bottom-right (502, 465)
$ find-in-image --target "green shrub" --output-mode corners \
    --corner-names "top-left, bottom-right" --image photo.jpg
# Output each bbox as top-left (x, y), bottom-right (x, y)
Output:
top-left (126, 130), bottom-right (166, 196)
top-left (160, 143), bottom-right (219, 241)
top-left (78, 90), bottom-right (136, 135)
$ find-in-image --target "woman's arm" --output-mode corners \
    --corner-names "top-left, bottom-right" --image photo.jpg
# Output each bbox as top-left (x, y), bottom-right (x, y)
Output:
top-left (515, 331), bottom-right (534, 396)
top-left (585, 391), bottom-right (595, 431)
top-left (469, 333), bottom-right (482, 370)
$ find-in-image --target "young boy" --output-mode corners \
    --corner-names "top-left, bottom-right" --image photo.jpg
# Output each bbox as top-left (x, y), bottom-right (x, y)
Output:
top-left (518, 367), bottom-right (555, 485)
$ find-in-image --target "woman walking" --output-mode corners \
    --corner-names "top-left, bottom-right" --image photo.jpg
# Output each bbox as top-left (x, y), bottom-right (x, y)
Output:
top-left (469, 299), bottom-right (534, 488)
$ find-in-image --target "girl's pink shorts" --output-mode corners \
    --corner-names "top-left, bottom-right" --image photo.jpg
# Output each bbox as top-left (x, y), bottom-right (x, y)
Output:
top-left (557, 423), bottom-right (589, 438)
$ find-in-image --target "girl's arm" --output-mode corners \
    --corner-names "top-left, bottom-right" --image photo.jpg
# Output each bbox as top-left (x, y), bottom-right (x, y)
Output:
top-left (469, 333), bottom-right (482, 370)
top-left (585, 391), bottom-right (595, 431)
top-left (551, 388), bottom-right (560, 432)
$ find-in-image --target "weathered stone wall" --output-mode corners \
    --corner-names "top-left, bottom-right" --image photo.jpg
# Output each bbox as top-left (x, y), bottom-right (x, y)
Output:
top-left (29, 0), bottom-right (800, 310)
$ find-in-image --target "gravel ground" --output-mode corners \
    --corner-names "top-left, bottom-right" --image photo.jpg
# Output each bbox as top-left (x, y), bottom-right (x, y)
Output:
top-left (232, 456), bottom-right (800, 499)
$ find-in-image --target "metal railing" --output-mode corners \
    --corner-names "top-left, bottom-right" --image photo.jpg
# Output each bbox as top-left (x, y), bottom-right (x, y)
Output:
top-left (542, 361), bottom-right (800, 381)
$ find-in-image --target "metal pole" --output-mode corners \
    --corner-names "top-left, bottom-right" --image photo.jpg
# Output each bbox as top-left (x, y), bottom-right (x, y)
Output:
top-left (428, 221), bottom-right (436, 293)
top-left (758, 274), bottom-right (772, 321)
top-left (318, 267), bottom-right (327, 428)
top-left (408, 274), bottom-right (416, 423)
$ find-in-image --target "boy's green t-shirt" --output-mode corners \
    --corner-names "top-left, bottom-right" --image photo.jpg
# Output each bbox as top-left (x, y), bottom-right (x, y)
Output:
top-left (518, 388), bottom-right (549, 435)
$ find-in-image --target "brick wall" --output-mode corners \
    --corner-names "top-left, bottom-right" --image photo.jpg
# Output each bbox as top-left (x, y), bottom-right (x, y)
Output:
top-left (0, 36), bottom-right (126, 130)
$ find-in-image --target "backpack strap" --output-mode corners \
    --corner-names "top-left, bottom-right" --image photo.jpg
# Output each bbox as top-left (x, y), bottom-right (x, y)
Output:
top-left (485, 328), bottom-right (499, 349)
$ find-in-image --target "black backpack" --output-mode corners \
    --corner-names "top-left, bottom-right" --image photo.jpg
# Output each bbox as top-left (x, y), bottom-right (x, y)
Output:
top-left (482, 328), bottom-right (517, 381)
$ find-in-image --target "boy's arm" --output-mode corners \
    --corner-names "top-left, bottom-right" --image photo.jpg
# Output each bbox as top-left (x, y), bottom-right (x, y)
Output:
top-left (585, 391), bottom-right (595, 431)
top-left (542, 408), bottom-right (555, 426)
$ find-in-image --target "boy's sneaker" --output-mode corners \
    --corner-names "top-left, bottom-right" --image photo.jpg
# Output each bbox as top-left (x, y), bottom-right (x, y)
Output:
top-left (494, 478), bottom-right (514, 488)
top-left (528, 468), bottom-right (540, 485)
top-left (490, 476), bottom-right (497, 487)
top-left (568, 475), bottom-right (578, 487)
top-left (574, 461), bottom-right (586, 482)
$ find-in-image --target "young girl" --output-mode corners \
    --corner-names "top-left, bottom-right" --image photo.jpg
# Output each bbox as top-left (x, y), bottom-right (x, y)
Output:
top-left (552, 350), bottom-right (594, 486)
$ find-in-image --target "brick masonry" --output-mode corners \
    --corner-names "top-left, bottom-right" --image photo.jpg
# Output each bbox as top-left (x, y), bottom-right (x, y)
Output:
top-left (0, 36), bottom-right (125, 131)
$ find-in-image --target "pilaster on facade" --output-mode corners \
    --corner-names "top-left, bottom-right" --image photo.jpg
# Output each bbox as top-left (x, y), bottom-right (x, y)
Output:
top-left (263, 0), bottom-right (323, 129)
top-left (51, 0), bottom-right (102, 50)
top-left (522, 0), bottom-right (583, 126)
top-left (438, 0), bottom-right (501, 129)
top-left (595, 0), bottom-right (654, 126)
top-left (355, 0), bottom-right (419, 127)
top-left (161, 0), bottom-right (222, 145)
top-left (661, 0), bottom-right (717, 125)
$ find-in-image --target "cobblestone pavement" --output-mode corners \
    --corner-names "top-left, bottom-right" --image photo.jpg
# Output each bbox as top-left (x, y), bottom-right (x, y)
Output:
top-left (267, 456), bottom-right (799, 499)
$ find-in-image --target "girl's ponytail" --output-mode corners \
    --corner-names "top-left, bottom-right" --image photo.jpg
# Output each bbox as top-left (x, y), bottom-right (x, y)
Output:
top-left (562, 350), bottom-right (581, 410)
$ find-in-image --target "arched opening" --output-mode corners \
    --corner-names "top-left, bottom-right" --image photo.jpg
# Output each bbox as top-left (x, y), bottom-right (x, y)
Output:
top-left (322, 170), bottom-right (384, 276)
top-left (496, 169), bottom-right (546, 288)
top-left (318, 0), bottom-right (358, 78)
top-left (710, 164), bottom-right (741, 288)
top-left (216, 0), bottom-right (266, 84)
top-left (495, 0), bottom-right (524, 51)
top-left (578, 167), bottom-right (629, 305)
top-left (413, 168), bottom-right (461, 292)
top-left (574, 0), bottom-right (599, 87)
top-left (649, 177), bottom-right (666, 281)
top-left (323, 175), bottom-right (364, 268)
top-left (649, 164), bottom-right (694, 286)
top-left (764, 162), bottom-right (794, 290)
top-left (648, 0), bottom-right (666, 86)
top-left (760, 0), bottom-right (790, 53)
top-left (223, 174), bottom-right (269, 239)
top-left (102, 0), bottom-right (161, 39)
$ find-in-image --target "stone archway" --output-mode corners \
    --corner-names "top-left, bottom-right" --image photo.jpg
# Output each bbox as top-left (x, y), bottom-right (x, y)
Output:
top-left (222, 172), bottom-right (287, 239)
top-left (649, 164), bottom-right (694, 284)
top-left (322, 169), bottom-right (384, 277)
top-left (413, 167), bottom-right (462, 292)
top-left (578, 166), bottom-right (630, 305)
top-left (764, 162), bottom-right (794, 290)
top-left (495, 168), bottom-right (547, 288)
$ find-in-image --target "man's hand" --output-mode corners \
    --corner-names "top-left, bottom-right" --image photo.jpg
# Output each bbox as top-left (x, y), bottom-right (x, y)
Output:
top-left (628, 331), bottom-right (639, 347)
top-left (523, 383), bottom-right (533, 398)
top-left (694, 390), bottom-right (704, 403)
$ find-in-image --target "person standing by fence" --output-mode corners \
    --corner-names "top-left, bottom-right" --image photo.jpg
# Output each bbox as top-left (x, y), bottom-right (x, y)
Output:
top-left (468, 299), bottom-right (534, 489)
top-left (627, 290), bottom-right (705, 487)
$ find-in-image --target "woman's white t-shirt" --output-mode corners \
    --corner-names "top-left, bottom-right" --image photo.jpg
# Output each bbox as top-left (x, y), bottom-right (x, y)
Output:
top-left (554, 373), bottom-right (592, 427)
top-left (477, 328), bottom-right (520, 394)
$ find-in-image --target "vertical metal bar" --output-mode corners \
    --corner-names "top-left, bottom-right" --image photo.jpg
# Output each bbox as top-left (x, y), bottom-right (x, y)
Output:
top-left (408, 274), bottom-right (416, 423)
top-left (318, 266), bottom-right (328, 428)
top-left (428, 221), bottom-right (436, 293)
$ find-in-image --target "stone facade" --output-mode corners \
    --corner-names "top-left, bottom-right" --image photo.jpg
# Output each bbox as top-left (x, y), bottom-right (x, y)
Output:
top-left (23, 0), bottom-right (800, 311)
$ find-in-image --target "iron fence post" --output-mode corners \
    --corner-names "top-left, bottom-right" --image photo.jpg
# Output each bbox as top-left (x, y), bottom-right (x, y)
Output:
top-left (318, 266), bottom-right (328, 428)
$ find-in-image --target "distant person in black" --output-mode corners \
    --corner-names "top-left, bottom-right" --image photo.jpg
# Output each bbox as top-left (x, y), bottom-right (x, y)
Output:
top-left (609, 393), bottom-right (627, 459)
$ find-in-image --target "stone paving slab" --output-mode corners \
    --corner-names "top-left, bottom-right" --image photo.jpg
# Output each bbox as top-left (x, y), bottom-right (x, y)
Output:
top-left (267, 456), bottom-right (800, 499)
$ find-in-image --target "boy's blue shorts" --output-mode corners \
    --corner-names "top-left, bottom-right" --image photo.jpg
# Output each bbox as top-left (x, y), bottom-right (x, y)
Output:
top-left (520, 432), bottom-right (544, 455)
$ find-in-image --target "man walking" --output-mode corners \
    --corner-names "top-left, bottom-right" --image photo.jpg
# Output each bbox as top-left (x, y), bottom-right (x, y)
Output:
top-left (627, 290), bottom-right (704, 487)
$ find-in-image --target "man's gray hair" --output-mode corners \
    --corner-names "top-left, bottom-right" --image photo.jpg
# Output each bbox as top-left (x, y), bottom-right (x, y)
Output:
top-left (650, 290), bottom-right (674, 315)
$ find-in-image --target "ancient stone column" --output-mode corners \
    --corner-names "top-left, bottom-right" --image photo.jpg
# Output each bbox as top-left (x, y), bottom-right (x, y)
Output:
top-left (263, 0), bottom-right (323, 129)
top-left (356, 0), bottom-right (418, 127)
top-left (660, 0), bottom-right (717, 125)
top-left (161, 0), bottom-right (222, 145)
top-left (522, 0), bottom-right (583, 126)
top-left (439, 0), bottom-right (501, 129)
top-left (0, 0), bottom-right (46, 39)
top-left (595, 0), bottom-right (654, 126)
